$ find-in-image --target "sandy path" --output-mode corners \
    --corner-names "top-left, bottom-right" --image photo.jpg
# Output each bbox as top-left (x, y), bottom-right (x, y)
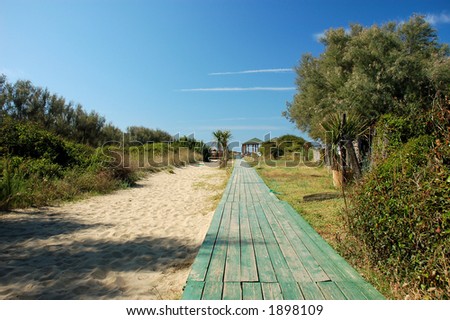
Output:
top-left (0, 163), bottom-right (227, 299)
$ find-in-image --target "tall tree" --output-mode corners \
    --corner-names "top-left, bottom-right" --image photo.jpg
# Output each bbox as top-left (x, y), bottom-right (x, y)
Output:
top-left (284, 15), bottom-right (449, 143)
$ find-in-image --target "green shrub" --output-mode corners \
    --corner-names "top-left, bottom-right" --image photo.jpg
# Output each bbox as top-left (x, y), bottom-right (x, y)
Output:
top-left (371, 114), bottom-right (428, 163)
top-left (350, 135), bottom-right (450, 297)
top-left (0, 120), bottom-right (139, 209)
top-left (0, 119), bottom-right (94, 167)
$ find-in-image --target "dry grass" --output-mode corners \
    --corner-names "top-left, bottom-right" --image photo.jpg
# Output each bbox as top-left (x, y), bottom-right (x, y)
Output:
top-left (124, 148), bottom-right (202, 169)
top-left (193, 167), bottom-right (230, 214)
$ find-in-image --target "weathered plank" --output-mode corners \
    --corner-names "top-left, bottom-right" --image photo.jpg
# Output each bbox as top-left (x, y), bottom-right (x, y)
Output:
top-left (259, 203), bottom-right (312, 283)
top-left (205, 202), bottom-right (232, 282)
top-left (239, 202), bottom-right (258, 282)
top-left (187, 202), bottom-right (226, 282)
top-left (253, 202), bottom-right (296, 283)
top-left (224, 202), bottom-right (241, 282)
top-left (267, 201), bottom-right (330, 282)
top-left (182, 281), bottom-right (204, 300)
top-left (279, 282), bottom-right (304, 300)
top-left (242, 282), bottom-right (263, 300)
top-left (247, 203), bottom-right (277, 283)
top-left (279, 201), bottom-right (371, 284)
top-left (261, 283), bottom-right (283, 300)
top-left (317, 281), bottom-right (347, 299)
top-left (298, 282), bottom-right (325, 300)
top-left (202, 282), bottom-right (223, 300)
top-left (223, 282), bottom-right (242, 300)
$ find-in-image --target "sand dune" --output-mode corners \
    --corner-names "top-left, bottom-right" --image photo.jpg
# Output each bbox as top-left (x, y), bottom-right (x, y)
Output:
top-left (0, 163), bottom-right (227, 299)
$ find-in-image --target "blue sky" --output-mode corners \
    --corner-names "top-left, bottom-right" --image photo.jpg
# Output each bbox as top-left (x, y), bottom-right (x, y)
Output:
top-left (1, 0), bottom-right (450, 145)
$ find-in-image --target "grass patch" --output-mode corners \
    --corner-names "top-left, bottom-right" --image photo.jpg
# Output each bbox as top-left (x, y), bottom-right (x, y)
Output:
top-left (193, 167), bottom-right (231, 214)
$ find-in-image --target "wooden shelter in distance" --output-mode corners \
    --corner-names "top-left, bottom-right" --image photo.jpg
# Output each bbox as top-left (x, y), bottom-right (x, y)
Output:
top-left (242, 137), bottom-right (263, 155)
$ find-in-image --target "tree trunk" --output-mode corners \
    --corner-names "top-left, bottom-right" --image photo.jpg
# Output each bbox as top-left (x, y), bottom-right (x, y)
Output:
top-left (345, 139), bottom-right (362, 180)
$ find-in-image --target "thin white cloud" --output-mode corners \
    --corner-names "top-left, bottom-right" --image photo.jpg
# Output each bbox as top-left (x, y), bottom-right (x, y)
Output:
top-left (214, 116), bottom-right (283, 121)
top-left (425, 12), bottom-right (450, 25)
top-left (180, 87), bottom-right (295, 92)
top-left (176, 116), bottom-right (282, 124)
top-left (200, 125), bottom-right (285, 131)
top-left (209, 68), bottom-right (293, 76)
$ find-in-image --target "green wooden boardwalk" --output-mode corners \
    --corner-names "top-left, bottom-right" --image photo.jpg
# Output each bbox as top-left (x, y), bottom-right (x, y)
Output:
top-left (182, 159), bottom-right (384, 300)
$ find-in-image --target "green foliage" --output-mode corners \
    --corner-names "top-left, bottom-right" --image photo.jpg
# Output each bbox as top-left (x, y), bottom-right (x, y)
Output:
top-left (285, 15), bottom-right (449, 141)
top-left (0, 80), bottom-right (110, 146)
top-left (372, 114), bottom-right (427, 163)
top-left (127, 126), bottom-right (172, 143)
top-left (321, 112), bottom-right (368, 145)
top-left (261, 134), bottom-right (306, 159)
top-left (349, 97), bottom-right (450, 298)
top-left (212, 130), bottom-right (233, 167)
top-left (0, 119), bottom-right (138, 210)
top-left (0, 118), bottom-right (93, 167)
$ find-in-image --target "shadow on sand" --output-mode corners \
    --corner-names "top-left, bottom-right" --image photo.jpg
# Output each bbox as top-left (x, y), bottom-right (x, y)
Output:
top-left (0, 211), bottom-right (199, 299)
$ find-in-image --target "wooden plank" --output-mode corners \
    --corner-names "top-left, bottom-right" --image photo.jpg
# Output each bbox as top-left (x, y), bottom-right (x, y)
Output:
top-left (261, 283), bottom-right (283, 300)
top-left (182, 281), bottom-right (204, 300)
top-left (226, 172), bottom-right (237, 203)
top-left (259, 204), bottom-right (312, 283)
top-left (202, 282), bottom-right (223, 300)
top-left (239, 202), bottom-right (258, 282)
top-left (340, 281), bottom-right (385, 300)
top-left (279, 282), bottom-right (304, 300)
top-left (360, 281), bottom-right (385, 300)
top-left (206, 202), bottom-right (232, 282)
top-left (220, 167), bottom-right (235, 203)
top-left (243, 175), bottom-right (256, 202)
top-left (317, 281), bottom-right (347, 300)
top-left (253, 202), bottom-right (296, 283)
top-left (298, 282), bottom-right (325, 300)
top-left (242, 282), bottom-right (263, 300)
top-left (234, 172), bottom-right (241, 202)
top-left (224, 202), bottom-right (241, 282)
top-left (277, 201), bottom-right (360, 282)
top-left (240, 171), bottom-right (247, 203)
top-left (223, 282), bottom-right (242, 300)
top-left (267, 202), bottom-right (330, 282)
top-left (247, 203), bottom-right (277, 283)
top-left (187, 201), bottom-right (226, 282)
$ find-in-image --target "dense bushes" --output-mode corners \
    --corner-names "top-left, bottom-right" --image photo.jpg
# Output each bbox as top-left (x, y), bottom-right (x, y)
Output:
top-left (349, 98), bottom-right (450, 298)
top-left (0, 119), bottom-right (206, 209)
top-left (260, 134), bottom-right (306, 159)
top-left (0, 119), bottom-right (138, 209)
top-left (1, 117), bottom-right (93, 168)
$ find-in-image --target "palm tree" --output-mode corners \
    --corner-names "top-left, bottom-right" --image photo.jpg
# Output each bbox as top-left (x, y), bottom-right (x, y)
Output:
top-left (321, 112), bottom-right (368, 184)
top-left (212, 129), bottom-right (223, 158)
top-left (220, 130), bottom-right (232, 167)
top-left (212, 129), bottom-right (232, 168)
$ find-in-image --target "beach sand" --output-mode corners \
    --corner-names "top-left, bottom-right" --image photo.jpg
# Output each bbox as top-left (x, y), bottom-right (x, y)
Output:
top-left (0, 163), bottom-right (227, 299)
